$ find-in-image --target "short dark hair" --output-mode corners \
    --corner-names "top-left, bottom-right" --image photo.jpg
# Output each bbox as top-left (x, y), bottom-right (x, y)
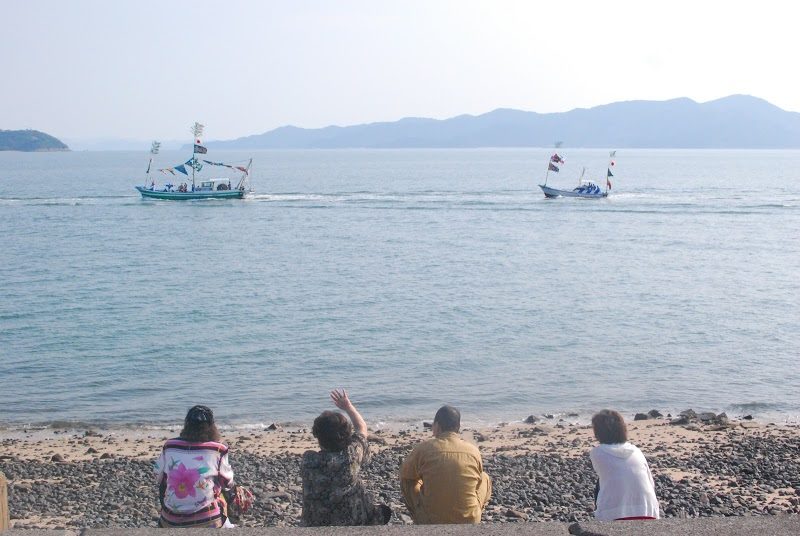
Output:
top-left (592, 409), bottom-right (628, 444)
top-left (180, 405), bottom-right (221, 443)
top-left (312, 410), bottom-right (353, 452)
top-left (434, 405), bottom-right (461, 433)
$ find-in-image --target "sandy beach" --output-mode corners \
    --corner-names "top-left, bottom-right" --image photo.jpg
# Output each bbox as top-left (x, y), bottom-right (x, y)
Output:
top-left (2, 413), bottom-right (799, 529)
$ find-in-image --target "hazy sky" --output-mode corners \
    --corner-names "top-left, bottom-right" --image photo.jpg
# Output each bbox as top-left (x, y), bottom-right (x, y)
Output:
top-left (2, 0), bottom-right (798, 142)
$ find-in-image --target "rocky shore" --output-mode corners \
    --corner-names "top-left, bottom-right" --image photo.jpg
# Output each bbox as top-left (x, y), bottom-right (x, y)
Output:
top-left (1, 413), bottom-right (799, 530)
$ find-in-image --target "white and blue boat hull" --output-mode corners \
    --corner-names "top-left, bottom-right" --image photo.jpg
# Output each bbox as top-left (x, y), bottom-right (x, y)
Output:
top-left (136, 186), bottom-right (247, 200)
top-left (539, 184), bottom-right (608, 199)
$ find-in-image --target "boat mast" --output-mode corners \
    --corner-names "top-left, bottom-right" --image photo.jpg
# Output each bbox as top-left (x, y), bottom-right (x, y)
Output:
top-left (245, 158), bottom-right (252, 190)
top-left (605, 150), bottom-right (616, 194)
top-left (544, 150), bottom-right (565, 187)
top-left (146, 141), bottom-right (160, 185)
top-left (191, 122), bottom-right (204, 191)
top-left (544, 160), bottom-right (551, 186)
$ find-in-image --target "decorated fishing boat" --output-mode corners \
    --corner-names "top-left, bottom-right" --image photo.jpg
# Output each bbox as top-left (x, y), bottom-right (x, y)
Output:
top-left (136, 123), bottom-right (252, 200)
top-left (538, 151), bottom-right (615, 199)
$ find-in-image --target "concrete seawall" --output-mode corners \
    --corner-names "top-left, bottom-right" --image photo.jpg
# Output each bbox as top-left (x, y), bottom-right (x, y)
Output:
top-left (5, 516), bottom-right (800, 536)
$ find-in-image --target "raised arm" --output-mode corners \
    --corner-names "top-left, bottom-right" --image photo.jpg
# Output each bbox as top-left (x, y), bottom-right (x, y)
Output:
top-left (330, 388), bottom-right (367, 438)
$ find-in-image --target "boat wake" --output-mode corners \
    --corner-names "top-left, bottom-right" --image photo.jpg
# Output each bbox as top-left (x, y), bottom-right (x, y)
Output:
top-left (0, 195), bottom-right (139, 206)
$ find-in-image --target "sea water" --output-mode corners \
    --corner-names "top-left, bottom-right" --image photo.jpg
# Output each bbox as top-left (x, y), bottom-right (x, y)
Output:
top-left (1, 148), bottom-right (799, 428)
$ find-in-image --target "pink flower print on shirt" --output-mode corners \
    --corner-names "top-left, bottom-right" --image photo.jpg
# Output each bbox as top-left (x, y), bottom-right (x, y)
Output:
top-left (168, 463), bottom-right (201, 499)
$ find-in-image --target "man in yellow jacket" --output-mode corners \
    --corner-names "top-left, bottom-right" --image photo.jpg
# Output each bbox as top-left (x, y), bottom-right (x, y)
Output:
top-left (400, 405), bottom-right (492, 524)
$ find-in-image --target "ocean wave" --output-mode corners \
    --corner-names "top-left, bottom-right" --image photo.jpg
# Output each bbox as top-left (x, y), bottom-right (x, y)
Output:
top-left (0, 195), bottom-right (137, 206)
top-left (3, 405), bottom-right (798, 432)
top-left (728, 401), bottom-right (779, 411)
top-left (250, 193), bottom-right (334, 202)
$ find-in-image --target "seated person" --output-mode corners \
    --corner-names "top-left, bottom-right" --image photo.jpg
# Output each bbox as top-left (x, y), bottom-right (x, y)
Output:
top-left (154, 405), bottom-right (237, 528)
top-left (590, 409), bottom-right (660, 520)
top-left (301, 389), bottom-right (391, 526)
top-left (400, 405), bottom-right (491, 524)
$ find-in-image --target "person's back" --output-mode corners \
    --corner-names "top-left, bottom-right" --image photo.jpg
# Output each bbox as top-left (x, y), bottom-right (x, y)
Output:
top-left (400, 405), bottom-right (491, 524)
top-left (154, 405), bottom-right (235, 528)
top-left (302, 432), bottom-right (374, 525)
top-left (591, 441), bottom-right (658, 520)
top-left (589, 409), bottom-right (659, 521)
top-left (301, 389), bottom-right (390, 526)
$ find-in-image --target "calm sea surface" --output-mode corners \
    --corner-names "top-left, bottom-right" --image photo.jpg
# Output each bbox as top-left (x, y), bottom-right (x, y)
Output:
top-left (1, 149), bottom-right (799, 428)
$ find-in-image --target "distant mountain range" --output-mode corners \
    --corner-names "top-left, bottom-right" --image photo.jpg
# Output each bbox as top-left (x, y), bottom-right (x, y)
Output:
top-left (0, 129), bottom-right (69, 152)
top-left (205, 95), bottom-right (800, 150)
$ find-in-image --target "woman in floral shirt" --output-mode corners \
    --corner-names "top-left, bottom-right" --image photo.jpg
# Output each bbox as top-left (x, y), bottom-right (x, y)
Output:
top-left (154, 405), bottom-right (235, 528)
top-left (301, 389), bottom-right (391, 526)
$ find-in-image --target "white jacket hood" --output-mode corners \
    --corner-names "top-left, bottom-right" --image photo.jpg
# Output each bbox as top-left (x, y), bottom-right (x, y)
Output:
top-left (596, 442), bottom-right (637, 459)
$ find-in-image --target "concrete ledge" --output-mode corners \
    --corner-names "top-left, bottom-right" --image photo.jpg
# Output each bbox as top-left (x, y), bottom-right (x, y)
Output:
top-left (570, 515), bottom-right (800, 535)
top-left (3, 516), bottom-right (800, 535)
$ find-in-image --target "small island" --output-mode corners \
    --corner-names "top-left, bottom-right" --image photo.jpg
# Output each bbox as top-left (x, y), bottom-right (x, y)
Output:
top-left (0, 129), bottom-right (69, 152)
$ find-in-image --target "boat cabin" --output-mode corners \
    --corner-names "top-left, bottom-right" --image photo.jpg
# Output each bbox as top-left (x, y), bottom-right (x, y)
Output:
top-left (197, 179), bottom-right (234, 191)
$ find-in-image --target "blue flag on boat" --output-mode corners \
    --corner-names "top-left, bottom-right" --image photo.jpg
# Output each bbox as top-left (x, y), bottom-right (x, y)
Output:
top-left (548, 162), bottom-right (560, 172)
top-left (174, 164), bottom-right (188, 175)
top-left (194, 144), bottom-right (208, 154)
top-left (186, 158), bottom-right (203, 172)
top-left (607, 168), bottom-right (614, 177)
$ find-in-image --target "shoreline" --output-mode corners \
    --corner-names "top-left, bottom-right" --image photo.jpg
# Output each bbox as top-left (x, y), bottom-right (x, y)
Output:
top-left (2, 404), bottom-right (797, 434)
top-left (2, 415), bottom-right (799, 529)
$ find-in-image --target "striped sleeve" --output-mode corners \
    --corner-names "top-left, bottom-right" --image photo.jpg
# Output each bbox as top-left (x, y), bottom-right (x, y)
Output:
top-left (218, 451), bottom-right (234, 488)
top-left (154, 447), bottom-right (167, 484)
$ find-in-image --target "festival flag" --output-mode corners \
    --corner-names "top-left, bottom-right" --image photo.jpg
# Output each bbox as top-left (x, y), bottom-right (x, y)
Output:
top-left (607, 178), bottom-right (612, 190)
top-left (186, 158), bottom-right (203, 172)
top-left (610, 160), bottom-right (615, 166)
top-left (550, 153), bottom-right (564, 164)
top-left (607, 168), bottom-right (614, 177)
top-left (609, 150), bottom-right (616, 157)
top-left (192, 122), bottom-right (205, 142)
top-left (150, 141), bottom-right (161, 155)
top-left (146, 159), bottom-right (151, 174)
top-left (235, 166), bottom-right (248, 173)
top-left (194, 144), bottom-right (208, 154)
top-left (174, 164), bottom-right (188, 175)
top-left (548, 162), bottom-right (560, 172)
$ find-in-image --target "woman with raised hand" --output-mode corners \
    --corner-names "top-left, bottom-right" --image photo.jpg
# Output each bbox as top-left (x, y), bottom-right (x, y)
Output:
top-left (590, 409), bottom-right (660, 521)
top-left (301, 389), bottom-right (391, 526)
top-left (154, 405), bottom-right (236, 528)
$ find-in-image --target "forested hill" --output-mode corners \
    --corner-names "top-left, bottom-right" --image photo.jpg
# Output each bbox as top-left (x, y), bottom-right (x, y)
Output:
top-left (0, 129), bottom-right (69, 151)
top-left (207, 95), bottom-right (800, 149)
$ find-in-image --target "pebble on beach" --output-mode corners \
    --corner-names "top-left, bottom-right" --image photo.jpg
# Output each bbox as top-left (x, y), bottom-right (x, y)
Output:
top-left (2, 417), bottom-right (799, 529)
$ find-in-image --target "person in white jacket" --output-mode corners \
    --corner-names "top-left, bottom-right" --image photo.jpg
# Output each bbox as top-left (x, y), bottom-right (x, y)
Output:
top-left (589, 409), bottom-right (660, 521)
